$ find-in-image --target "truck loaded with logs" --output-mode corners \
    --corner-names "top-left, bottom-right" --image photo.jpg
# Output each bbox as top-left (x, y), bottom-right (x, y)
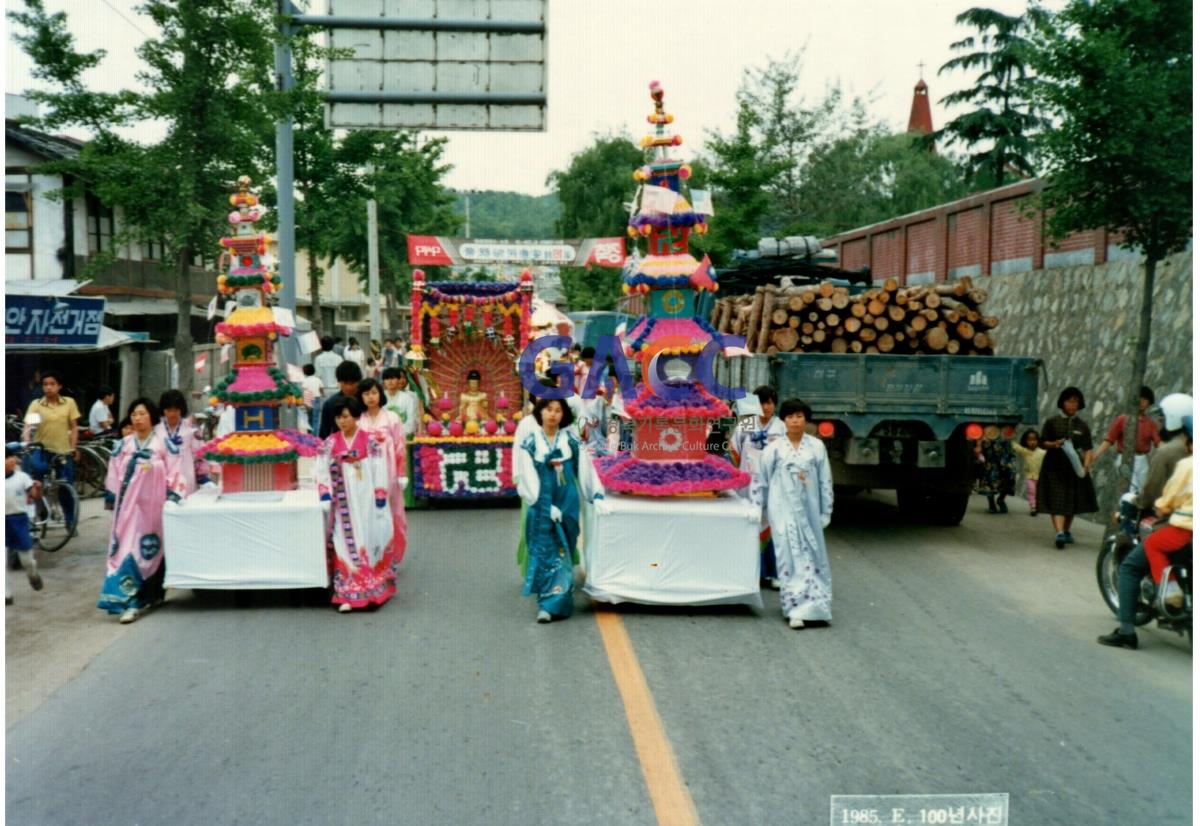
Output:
top-left (696, 241), bottom-right (1040, 526)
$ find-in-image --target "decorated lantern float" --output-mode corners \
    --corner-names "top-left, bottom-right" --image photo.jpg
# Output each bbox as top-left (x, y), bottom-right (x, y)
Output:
top-left (407, 269), bottom-right (532, 499)
top-left (595, 82), bottom-right (750, 496)
top-left (202, 176), bottom-right (320, 492)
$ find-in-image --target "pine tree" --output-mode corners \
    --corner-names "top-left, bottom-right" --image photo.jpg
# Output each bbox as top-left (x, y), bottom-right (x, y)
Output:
top-left (932, 7), bottom-right (1047, 189)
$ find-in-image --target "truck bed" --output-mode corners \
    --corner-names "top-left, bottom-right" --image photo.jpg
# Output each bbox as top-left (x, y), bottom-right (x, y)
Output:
top-left (718, 353), bottom-right (1041, 438)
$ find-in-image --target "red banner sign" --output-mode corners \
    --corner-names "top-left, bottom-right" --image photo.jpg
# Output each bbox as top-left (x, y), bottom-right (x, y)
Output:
top-left (407, 236), bottom-right (625, 268)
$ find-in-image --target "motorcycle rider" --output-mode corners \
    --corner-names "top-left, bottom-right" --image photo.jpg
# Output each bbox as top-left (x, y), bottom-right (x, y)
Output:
top-left (1136, 392), bottom-right (1193, 513)
top-left (1099, 405), bottom-right (1192, 650)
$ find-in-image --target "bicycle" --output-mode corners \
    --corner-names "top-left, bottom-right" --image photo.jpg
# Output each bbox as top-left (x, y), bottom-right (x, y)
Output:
top-left (75, 432), bottom-right (115, 499)
top-left (18, 443), bottom-right (80, 552)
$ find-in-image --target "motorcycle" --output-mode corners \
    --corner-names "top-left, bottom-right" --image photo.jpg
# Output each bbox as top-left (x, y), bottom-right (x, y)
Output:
top-left (1096, 494), bottom-right (1192, 642)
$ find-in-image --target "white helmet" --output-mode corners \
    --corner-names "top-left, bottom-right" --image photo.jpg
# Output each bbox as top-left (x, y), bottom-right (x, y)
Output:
top-left (1159, 392), bottom-right (1193, 431)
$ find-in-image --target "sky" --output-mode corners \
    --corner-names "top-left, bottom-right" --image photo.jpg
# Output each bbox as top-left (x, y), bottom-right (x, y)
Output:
top-left (4, 0), bottom-right (1057, 196)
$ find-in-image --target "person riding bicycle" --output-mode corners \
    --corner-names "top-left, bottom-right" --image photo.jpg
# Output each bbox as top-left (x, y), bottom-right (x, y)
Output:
top-left (1099, 411), bottom-right (1192, 650)
top-left (20, 371), bottom-right (79, 533)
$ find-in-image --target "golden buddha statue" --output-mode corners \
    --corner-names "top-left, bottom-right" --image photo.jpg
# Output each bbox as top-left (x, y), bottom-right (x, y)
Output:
top-left (458, 370), bottom-right (489, 421)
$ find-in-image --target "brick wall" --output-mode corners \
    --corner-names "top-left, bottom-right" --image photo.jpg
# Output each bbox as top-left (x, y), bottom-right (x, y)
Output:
top-left (819, 179), bottom-right (1142, 283)
top-left (870, 229), bottom-right (902, 280)
top-left (841, 237), bottom-right (869, 271)
top-left (905, 219), bottom-right (938, 284)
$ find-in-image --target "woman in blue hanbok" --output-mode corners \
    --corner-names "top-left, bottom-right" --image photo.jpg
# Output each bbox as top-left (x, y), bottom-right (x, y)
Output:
top-left (515, 397), bottom-right (581, 623)
top-left (751, 398), bottom-right (834, 628)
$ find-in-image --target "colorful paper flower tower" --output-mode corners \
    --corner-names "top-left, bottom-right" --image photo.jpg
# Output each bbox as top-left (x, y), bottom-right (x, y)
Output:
top-left (595, 83), bottom-right (750, 497)
top-left (202, 176), bottom-right (319, 493)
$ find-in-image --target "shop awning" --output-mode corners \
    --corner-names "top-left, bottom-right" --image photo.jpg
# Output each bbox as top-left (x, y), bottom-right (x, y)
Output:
top-left (103, 298), bottom-right (208, 318)
top-left (5, 325), bottom-right (141, 353)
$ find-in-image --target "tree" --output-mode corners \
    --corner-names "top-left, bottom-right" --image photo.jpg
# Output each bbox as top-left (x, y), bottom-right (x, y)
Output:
top-left (328, 130), bottom-right (461, 335)
top-left (701, 55), bottom-right (871, 253)
top-left (546, 134), bottom-right (644, 311)
top-left (1032, 0), bottom-right (1192, 492)
top-left (797, 130), bottom-right (971, 237)
top-left (701, 97), bottom-right (785, 263)
top-left (932, 7), bottom-right (1047, 189)
top-left (10, 0), bottom-right (276, 396)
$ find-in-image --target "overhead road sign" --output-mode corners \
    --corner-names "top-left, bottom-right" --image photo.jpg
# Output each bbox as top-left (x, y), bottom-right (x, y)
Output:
top-left (312, 0), bottom-right (548, 131)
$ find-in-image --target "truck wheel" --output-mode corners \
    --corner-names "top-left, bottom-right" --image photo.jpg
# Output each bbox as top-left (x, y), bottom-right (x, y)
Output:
top-left (935, 493), bottom-right (970, 526)
top-left (895, 485), bottom-right (932, 520)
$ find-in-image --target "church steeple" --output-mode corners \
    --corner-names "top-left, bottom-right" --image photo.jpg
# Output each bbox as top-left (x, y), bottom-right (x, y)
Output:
top-left (907, 68), bottom-right (934, 136)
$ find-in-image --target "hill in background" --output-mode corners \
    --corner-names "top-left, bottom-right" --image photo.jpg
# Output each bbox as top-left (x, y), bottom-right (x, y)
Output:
top-left (451, 190), bottom-right (562, 239)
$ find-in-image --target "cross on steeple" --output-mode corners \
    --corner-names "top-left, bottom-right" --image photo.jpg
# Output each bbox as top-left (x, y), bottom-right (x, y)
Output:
top-left (917, 60), bottom-right (926, 80)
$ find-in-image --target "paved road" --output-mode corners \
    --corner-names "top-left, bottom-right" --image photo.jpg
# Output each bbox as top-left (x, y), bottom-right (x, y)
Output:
top-left (6, 492), bottom-right (1192, 825)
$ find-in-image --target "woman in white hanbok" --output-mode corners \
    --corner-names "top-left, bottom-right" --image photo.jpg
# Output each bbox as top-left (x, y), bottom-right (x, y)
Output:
top-left (315, 397), bottom-right (395, 613)
top-left (751, 398), bottom-right (834, 628)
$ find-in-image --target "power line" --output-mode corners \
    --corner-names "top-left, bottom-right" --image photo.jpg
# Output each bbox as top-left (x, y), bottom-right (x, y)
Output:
top-left (98, 0), bottom-right (151, 38)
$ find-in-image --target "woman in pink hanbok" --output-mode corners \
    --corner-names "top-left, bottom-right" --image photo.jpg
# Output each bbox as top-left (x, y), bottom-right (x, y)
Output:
top-left (315, 397), bottom-right (395, 613)
top-left (154, 389), bottom-right (210, 497)
top-left (356, 378), bottom-right (409, 571)
top-left (98, 398), bottom-right (180, 624)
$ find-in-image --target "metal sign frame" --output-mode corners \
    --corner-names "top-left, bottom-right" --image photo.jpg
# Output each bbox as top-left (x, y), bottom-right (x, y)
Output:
top-left (307, 1), bottom-right (547, 131)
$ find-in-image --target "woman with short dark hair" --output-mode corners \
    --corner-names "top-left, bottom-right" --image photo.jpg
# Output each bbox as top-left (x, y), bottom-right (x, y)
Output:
top-left (155, 389), bottom-right (208, 496)
top-left (1037, 386), bottom-right (1099, 548)
top-left (98, 398), bottom-right (174, 623)
top-left (315, 395), bottom-right (395, 612)
top-left (514, 397), bottom-right (581, 623)
top-left (751, 397), bottom-right (834, 629)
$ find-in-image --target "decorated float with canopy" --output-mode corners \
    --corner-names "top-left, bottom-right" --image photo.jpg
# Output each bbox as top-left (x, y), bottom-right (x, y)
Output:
top-left (201, 176), bottom-right (321, 493)
top-left (406, 269), bottom-right (532, 500)
top-left (595, 81), bottom-right (750, 497)
top-left (580, 83), bottom-right (762, 610)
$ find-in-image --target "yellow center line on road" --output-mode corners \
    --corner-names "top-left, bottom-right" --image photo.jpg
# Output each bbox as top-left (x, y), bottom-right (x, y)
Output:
top-left (594, 608), bottom-right (701, 826)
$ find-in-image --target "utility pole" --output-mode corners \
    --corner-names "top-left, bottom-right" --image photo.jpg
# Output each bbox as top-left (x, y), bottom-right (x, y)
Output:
top-left (275, 0), bottom-right (296, 324)
top-left (366, 163), bottom-right (382, 345)
top-left (464, 192), bottom-right (471, 238)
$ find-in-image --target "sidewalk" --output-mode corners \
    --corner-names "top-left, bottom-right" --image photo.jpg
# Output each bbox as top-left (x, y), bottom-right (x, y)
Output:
top-left (5, 498), bottom-right (127, 727)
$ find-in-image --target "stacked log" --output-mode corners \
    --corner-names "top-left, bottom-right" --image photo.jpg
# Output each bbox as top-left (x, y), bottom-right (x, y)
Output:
top-left (709, 276), bottom-right (999, 356)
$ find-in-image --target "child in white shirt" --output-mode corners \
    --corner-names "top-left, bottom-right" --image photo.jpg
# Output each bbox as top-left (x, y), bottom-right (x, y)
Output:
top-left (6, 446), bottom-right (43, 602)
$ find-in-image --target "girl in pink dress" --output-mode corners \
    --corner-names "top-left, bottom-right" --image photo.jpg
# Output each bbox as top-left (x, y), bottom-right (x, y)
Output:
top-left (98, 398), bottom-right (180, 624)
top-left (155, 389), bottom-right (210, 497)
top-left (356, 378), bottom-right (409, 571)
top-left (315, 397), bottom-right (395, 613)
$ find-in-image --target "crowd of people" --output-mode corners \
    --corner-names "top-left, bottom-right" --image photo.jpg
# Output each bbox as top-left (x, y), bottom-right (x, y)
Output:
top-left (4, 356), bottom-right (1191, 643)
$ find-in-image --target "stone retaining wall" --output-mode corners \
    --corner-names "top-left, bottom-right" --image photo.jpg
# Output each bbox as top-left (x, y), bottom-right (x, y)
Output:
top-left (986, 250), bottom-right (1193, 521)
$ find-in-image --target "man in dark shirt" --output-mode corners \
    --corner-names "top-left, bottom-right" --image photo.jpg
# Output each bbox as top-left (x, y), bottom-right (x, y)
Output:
top-left (318, 361), bottom-right (363, 439)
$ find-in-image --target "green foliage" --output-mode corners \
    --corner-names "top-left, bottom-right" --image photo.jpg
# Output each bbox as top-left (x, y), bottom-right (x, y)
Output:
top-left (1032, 0), bottom-right (1192, 500)
top-left (452, 190), bottom-right (561, 239)
top-left (932, 6), bottom-right (1047, 188)
top-left (701, 96), bottom-right (786, 263)
top-left (330, 130), bottom-right (461, 301)
top-left (701, 54), bottom-right (888, 254)
top-left (546, 134), bottom-right (644, 312)
top-left (9, 0), bottom-right (277, 393)
top-left (1032, 0), bottom-right (1192, 260)
top-left (548, 134), bottom-right (644, 238)
top-left (795, 130), bottom-right (971, 238)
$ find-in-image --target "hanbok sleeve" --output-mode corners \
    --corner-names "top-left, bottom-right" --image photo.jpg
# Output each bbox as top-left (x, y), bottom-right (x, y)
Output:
top-left (391, 416), bottom-right (408, 481)
top-left (104, 438), bottom-right (124, 506)
top-left (368, 439), bottom-right (389, 508)
top-left (750, 441), bottom-right (775, 510)
top-left (515, 435), bottom-right (540, 507)
top-left (816, 439), bottom-right (834, 521)
top-left (190, 423), bottom-right (211, 483)
top-left (315, 439), bottom-right (333, 502)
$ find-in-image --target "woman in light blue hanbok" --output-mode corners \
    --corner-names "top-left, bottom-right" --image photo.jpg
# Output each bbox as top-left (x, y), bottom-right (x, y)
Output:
top-left (751, 398), bottom-right (834, 628)
top-left (514, 397), bottom-right (581, 623)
